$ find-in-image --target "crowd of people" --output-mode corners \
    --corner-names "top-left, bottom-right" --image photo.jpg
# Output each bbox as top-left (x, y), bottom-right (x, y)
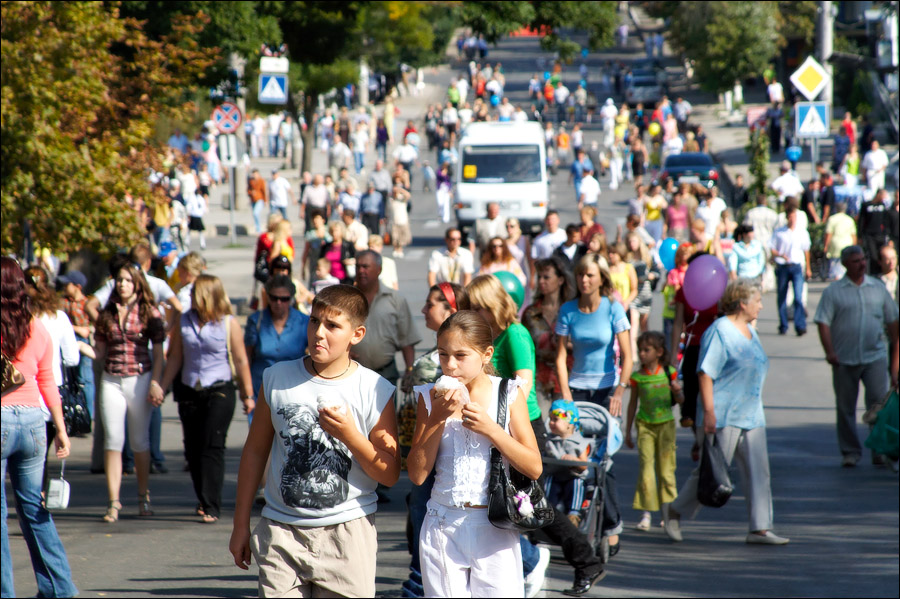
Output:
top-left (3, 28), bottom-right (899, 599)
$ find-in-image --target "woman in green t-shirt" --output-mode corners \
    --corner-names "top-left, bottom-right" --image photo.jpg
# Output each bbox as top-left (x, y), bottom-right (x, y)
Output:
top-left (467, 275), bottom-right (542, 431)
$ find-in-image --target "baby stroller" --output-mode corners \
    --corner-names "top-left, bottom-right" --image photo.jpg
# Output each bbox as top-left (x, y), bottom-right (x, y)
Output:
top-left (530, 402), bottom-right (623, 563)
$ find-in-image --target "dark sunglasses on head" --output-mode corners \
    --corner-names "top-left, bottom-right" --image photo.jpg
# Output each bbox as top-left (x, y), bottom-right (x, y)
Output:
top-left (269, 294), bottom-right (293, 303)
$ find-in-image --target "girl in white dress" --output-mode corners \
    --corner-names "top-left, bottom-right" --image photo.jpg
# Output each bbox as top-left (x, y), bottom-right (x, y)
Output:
top-left (408, 311), bottom-right (542, 598)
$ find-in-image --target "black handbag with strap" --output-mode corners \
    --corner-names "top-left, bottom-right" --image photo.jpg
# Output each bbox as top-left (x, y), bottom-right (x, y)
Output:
top-left (60, 362), bottom-right (91, 437)
top-left (487, 378), bottom-right (554, 531)
top-left (697, 434), bottom-right (733, 508)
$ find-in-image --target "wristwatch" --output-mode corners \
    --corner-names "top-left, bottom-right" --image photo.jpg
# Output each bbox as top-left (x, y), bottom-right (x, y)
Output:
top-left (618, 382), bottom-right (629, 389)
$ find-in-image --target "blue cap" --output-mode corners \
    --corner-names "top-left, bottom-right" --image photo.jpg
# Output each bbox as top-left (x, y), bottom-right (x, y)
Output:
top-left (159, 241), bottom-right (178, 256)
top-left (58, 271), bottom-right (87, 288)
top-left (550, 399), bottom-right (580, 428)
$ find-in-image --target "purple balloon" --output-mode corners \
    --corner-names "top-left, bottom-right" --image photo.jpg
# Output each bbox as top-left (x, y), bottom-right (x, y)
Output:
top-left (683, 255), bottom-right (728, 311)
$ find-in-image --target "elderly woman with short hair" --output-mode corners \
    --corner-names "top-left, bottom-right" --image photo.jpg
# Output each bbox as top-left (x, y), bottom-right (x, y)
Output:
top-left (665, 279), bottom-right (789, 546)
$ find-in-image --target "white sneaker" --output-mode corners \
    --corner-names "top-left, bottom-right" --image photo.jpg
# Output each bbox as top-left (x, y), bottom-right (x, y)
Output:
top-left (524, 546), bottom-right (550, 598)
top-left (746, 531), bottom-right (789, 545)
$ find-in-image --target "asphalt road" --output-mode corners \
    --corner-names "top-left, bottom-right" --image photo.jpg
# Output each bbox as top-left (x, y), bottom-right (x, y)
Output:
top-left (7, 20), bottom-right (898, 599)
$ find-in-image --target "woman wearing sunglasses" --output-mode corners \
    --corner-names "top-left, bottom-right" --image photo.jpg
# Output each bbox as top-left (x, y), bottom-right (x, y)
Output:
top-left (158, 275), bottom-right (254, 523)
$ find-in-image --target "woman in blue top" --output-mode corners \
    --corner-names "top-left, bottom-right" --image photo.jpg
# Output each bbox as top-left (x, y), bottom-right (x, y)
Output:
top-left (244, 275), bottom-right (310, 401)
top-left (727, 225), bottom-right (766, 285)
top-left (556, 253), bottom-right (632, 554)
top-left (664, 279), bottom-right (789, 545)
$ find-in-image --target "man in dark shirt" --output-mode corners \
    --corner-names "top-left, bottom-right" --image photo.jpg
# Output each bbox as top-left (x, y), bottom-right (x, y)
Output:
top-left (857, 189), bottom-right (891, 274)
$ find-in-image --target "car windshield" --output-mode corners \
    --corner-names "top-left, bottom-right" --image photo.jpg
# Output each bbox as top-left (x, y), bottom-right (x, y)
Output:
top-left (460, 145), bottom-right (542, 183)
top-left (665, 154), bottom-right (713, 167)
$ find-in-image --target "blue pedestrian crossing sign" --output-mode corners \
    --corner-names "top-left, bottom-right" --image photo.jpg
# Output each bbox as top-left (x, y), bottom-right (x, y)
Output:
top-left (795, 102), bottom-right (830, 139)
top-left (259, 74), bottom-right (288, 105)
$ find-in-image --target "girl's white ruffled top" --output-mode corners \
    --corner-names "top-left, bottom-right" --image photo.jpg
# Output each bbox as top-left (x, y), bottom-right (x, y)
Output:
top-left (414, 376), bottom-right (523, 508)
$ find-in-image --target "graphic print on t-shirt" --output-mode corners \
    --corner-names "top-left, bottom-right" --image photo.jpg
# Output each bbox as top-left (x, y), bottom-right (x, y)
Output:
top-left (277, 404), bottom-right (351, 509)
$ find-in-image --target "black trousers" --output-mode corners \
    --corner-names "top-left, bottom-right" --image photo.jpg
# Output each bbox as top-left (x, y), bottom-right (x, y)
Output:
top-left (530, 417), bottom-right (603, 578)
top-left (176, 380), bottom-right (236, 518)
top-left (681, 345), bottom-right (701, 424)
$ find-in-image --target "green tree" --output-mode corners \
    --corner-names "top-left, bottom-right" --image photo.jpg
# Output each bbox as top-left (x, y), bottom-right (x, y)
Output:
top-left (461, 1), bottom-right (616, 62)
top-left (1, 1), bottom-right (214, 255)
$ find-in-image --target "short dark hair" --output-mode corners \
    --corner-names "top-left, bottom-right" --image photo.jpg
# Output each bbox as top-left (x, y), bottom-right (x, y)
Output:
top-left (265, 275), bottom-right (296, 297)
top-left (311, 284), bottom-right (369, 327)
top-left (546, 209), bottom-right (559, 218)
top-left (565, 223), bottom-right (580, 235)
top-left (445, 227), bottom-right (461, 239)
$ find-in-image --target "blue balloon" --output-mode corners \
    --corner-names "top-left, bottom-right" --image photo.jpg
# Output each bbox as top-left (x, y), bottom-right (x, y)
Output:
top-left (658, 237), bottom-right (679, 271)
top-left (543, 71), bottom-right (551, 81)
top-left (785, 145), bottom-right (802, 163)
top-left (490, 94), bottom-right (500, 107)
top-left (581, 48), bottom-right (589, 58)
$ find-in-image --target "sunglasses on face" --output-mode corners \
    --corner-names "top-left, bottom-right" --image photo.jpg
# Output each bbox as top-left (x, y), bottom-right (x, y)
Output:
top-left (551, 409), bottom-right (573, 420)
top-left (269, 294), bottom-right (293, 303)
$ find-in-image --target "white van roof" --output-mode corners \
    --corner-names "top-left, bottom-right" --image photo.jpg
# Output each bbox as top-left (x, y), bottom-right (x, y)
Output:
top-left (459, 121), bottom-right (544, 146)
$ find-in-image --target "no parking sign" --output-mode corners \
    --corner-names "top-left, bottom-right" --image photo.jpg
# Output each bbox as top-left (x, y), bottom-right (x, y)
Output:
top-left (211, 102), bottom-right (242, 134)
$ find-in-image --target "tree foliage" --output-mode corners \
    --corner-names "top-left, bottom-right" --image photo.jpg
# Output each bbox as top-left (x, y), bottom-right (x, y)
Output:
top-left (117, 1), bottom-right (282, 86)
top-left (1, 1), bottom-right (215, 255)
top-left (658, 2), bottom-right (778, 94)
top-left (461, 1), bottom-right (616, 62)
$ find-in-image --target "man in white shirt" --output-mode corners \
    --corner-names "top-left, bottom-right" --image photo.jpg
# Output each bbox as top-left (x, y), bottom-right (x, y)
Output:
top-left (744, 193), bottom-right (780, 292)
top-left (457, 102), bottom-right (474, 128)
top-left (770, 205), bottom-right (812, 335)
top-left (861, 140), bottom-right (889, 193)
top-left (266, 112), bottom-right (283, 157)
top-left (301, 173), bottom-right (331, 226)
top-left (578, 169), bottom-right (601, 209)
top-left (341, 209), bottom-right (370, 252)
top-left (767, 79), bottom-right (784, 104)
top-left (469, 202), bottom-right (507, 256)
top-left (554, 82), bottom-right (570, 123)
top-left (442, 101), bottom-right (459, 135)
top-left (770, 161), bottom-right (804, 203)
top-left (429, 227), bottom-right (474, 287)
top-left (531, 210), bottom-right (567, 261)
top-left (456, 77), bottom-right (469, 104)
top-left (251, 114), bottom-right (266, 158)
top-left (696, 191), bottom-right (727, 236)
top-left (268, 169), bottom-right (293, 220)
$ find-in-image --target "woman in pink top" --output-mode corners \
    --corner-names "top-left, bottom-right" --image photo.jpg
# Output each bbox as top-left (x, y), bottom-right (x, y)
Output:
top-left (665, 191), bottom-right (691, 243)
top-left (1, 257), bottom-right (77, 598)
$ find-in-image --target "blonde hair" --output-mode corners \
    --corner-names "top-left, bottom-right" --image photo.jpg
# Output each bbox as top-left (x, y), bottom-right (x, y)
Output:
top-left (328, 220), bottom-right (347, 237)
top-left (466, 274), bottom-right (519, 331)
top-left (368, 234), bottom-right (384, 250)
top-left (266, 213), bottom-right (283, 232)
top-left (272, 219), bottom-right (292, 244)
top-left (573, 254), bottom-right (615, 298)
top-left (191, 274), bottom-right (232, 323)
top-left (177, 252), bottom-right (205, 278)
top-left (624, 232), bottom-right (651, 265)
top-left (719, 278), bottom-right (760, 315)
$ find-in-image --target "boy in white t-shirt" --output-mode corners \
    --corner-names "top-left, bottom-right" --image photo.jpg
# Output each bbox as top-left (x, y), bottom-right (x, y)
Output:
top-left (230, 285), bottom-right (399, 597)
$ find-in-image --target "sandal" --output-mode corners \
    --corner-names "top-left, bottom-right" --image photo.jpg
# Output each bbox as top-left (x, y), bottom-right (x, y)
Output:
top-left (634, 513), bottom-right (651, 531)
top-left (200, 513), bottom-right (219, 524)
top-left (138, 492), bottom-right (154, 517)
top-left (103, 500), bottom-right (122, 523)
top-left (195, 504), bottom-right (206, 517)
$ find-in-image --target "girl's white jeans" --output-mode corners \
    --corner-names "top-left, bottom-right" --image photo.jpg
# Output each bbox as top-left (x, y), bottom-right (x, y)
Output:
top-left (420, 500), bottom-right (523, 598)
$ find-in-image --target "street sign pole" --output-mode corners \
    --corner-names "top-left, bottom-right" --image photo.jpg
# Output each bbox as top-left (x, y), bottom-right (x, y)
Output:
top-left (811, 137), bottom-right (818, 180)
top-left (230, 166), bottom-right (237, 245)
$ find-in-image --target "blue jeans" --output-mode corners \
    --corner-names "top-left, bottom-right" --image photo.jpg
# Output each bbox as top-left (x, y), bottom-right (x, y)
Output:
top-left (76, 335), bottom-right (95, 419)
top-left (354, 151), bottom-right (366, 174)
top-left (270, 205), bottom-right (288, 220)
top-left (775, 263), bottom-right (806, 333)
top-left (1, 407), bottom-right (77, 598)
top-left (268, 133), bottom-right (280, 157)
top-left (252, 200), bottom-right (266, 234)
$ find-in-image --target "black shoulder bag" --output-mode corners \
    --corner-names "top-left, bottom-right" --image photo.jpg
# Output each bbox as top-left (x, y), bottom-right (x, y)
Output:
top-left (487, 378), bottom-right (554, 531)
top-left (697, 434), bottom-right (733, 508)
top-left (60, 360), bottom-right (92, 437)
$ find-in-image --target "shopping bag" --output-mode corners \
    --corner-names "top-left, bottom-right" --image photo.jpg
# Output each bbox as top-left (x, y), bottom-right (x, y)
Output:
top-left (865, 390), bottom-right (899, 461)
top-left (697, 434), bottom-right (733, 508)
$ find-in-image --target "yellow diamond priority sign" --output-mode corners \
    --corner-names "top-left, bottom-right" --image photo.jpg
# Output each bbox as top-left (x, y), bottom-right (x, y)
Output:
top-left (790, 56), bottom-right (830, 101)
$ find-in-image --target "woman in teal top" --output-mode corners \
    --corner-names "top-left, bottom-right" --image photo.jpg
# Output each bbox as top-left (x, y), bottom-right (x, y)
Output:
top-left (664, 278), bottom-right (789, 546)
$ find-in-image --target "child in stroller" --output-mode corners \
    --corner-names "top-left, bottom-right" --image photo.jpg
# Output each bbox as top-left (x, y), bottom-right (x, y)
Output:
top-left (543, 400), bottom-right (592, 527)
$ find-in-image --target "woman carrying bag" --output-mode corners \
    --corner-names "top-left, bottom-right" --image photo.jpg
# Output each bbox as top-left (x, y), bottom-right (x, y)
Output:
top-left (664, 279), bottom-right (789, 545)
top-left (159, 275), bottom-right (254, 523)
top-left (1, 257), bottom-right (77, 598)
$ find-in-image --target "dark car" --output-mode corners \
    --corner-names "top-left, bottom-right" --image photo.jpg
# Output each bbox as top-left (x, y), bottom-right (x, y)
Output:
top-left (660, 152), bottom-right (720, 189)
